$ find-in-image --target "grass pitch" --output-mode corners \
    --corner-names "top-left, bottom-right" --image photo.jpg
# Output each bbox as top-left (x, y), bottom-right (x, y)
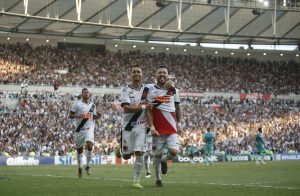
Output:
top-left (0, 161), bottom-right (299, 196)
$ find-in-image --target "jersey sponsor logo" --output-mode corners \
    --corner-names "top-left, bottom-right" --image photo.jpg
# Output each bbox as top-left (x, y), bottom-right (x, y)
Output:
top-left (154, 95), bottom-right (171, 103)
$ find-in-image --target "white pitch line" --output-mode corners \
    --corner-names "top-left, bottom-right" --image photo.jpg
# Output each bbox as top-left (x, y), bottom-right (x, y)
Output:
top-left (1, 172), bottom-right (299, 190)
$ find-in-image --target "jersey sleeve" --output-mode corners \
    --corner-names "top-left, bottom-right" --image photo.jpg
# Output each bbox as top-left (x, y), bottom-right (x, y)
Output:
top-left (146, 84), bottom-right (155, 102)
top-left (174, 88), bottom-right (180, 104)
top-left (120, 87), bottom-right (130, 107)
top-left (70, 101), bottom-right (78, 113)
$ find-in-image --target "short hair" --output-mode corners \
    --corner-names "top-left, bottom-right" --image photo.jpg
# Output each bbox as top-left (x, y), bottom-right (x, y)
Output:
top-left (130, 65), bottom-right (142, 72)
top-left (156, 66), bottom-right (168, 74)
top-left (258, 127), bottom-right (262, 132)
top-left (157, 66), bottom-right (168, 70)
top-left (207, 127), bottom-right (210, 132)
top-left (82, 88), bottom-right (88, 93)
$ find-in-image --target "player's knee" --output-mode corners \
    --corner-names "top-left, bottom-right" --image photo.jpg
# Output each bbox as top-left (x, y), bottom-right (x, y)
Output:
top-left (77, 147), bottom-right (83, 154)
top-left (144, 152), bottom-right (149, 158)
top-left (86, 142), bottom-right (93, 150)
top-left (123, 154), bottom-right (131, 160)
top-left (169, 149), bottom-right (178, 157)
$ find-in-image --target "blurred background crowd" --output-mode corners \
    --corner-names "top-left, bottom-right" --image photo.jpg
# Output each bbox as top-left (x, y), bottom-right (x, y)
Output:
top-left (0, 43), bottom-right (299, 157)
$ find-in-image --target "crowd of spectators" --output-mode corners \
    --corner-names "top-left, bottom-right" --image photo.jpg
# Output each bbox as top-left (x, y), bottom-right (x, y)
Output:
top-left (0, 92), bottom-right (299, 157)
top-left (1, 43), bottom-right (300, 94)
top-left (0, 43), bottom-right (299, 157)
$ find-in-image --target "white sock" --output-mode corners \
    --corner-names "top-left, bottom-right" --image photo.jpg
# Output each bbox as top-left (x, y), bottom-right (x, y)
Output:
top-left (86, 151), bottom-right (92, 167)
top-left (144, 153), bottom-right (150, 174)
top-left (77, 153), bottom-right (83, 169)
top-left (161, 153), bottom-right (173, 163)
top-left (133, 155), bottom-right (144, 182)
top-left (210, 155), bottom-right (214, 163)
top-left (153, 157), bottom-right (162, 181)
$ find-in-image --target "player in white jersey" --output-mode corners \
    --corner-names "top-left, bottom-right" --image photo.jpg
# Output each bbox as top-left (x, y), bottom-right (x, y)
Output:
top-left (68, 88), bottom-right (101, 178)
top-left (120, 66), bottom-right (155, 189)
top-left (146, 66), bottom-right (182, 187)
top-left (144, 128), bottom-right (152, 178)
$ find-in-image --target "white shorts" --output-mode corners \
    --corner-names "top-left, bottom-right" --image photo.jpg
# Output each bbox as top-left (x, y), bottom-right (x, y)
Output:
top-left (74, 126), bottom-right (94, 149)
top-left (121, 126), bottom-right (146, 155)
top-left (145, 135), bottom-right (153, 152)
top-left (152, 134), bottom-right (180, 156)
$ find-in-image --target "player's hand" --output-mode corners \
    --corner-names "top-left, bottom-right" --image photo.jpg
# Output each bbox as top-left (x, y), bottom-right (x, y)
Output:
top-left (151, 130), bottom-right (160, 137)
top-left (145, 102), bottom-right (157, 110)
top-left (164, 80), bottom-right (175, 90)
top-left (93, 111), bottom-right (102, 120)
top-left (96, 119), bottom-right (101, 126)
top-left (177, 123), bottom-right (182, 136)
top-left (96, 111), bottom-right (102, 118)
top-left (150, 126), bottom-right (160, 137)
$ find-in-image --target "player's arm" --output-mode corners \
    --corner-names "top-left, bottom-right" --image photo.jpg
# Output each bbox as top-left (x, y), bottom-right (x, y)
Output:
top-left (69, 111), bottom-right (93, 119)
top-left (122, 102), bottom-right (157, 113)
top-left (261, 136), bottom-right (265, 144)
top-left (146, 107), bottom-right (159, 136)
top-left (122, 103), bottom-right (146, 113)
top-left (93, 111), bottom-right (102, 119)
top-left (175, 103), bottom-right (182, 135)
top-left (68, 111), bottom-right (81, 119)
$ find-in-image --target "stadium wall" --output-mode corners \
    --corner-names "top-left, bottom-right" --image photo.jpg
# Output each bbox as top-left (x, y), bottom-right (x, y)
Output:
top-left (1, 154), bottom-right (300, 166)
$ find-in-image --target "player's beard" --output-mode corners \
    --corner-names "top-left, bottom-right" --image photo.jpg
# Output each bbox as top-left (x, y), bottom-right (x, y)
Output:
top-left (132, 75), bottom-right (142, 83)
top-left (157, 75), bottom-right (167, 86)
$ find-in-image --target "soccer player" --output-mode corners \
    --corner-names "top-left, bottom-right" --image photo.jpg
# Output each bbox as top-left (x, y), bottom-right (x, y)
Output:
top-left (68, 88), bottom-right (101, 178)
top-left (120, 66), bottom-right (155, 189)
top-left (146, 66), bottom-right (182, 187)
top-left (144, 128), bottom-right (152, 178)
top-left (204, 127), bottom-right (215, 166)
top-left (255, 127), bottom-right (266, 164)
top-left (185, 139), bottom-right (199, 164)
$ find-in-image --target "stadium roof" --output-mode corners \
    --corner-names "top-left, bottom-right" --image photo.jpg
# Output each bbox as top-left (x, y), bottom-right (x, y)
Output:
top-left (0, 0), bottom-right (300, 45)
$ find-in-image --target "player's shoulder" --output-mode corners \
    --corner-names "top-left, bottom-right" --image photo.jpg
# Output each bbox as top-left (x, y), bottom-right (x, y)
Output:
top-left (144, 83), bottom-right (155, 89)
top-left (121, 85), bottom-right (132, 93)
top-left (74, 99), bottom-right (82, 105)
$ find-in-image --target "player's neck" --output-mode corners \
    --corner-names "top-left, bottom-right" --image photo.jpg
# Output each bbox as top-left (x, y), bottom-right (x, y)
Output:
top-left (131, 81), bottom-right (142, 89)
top-left (82, 98), bottom-right (89, 104)
top-left (156, 83), bottom-right (165, 89)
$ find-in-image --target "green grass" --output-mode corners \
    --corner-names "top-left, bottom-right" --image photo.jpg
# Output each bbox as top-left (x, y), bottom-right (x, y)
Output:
top-left (0, 161), bottom-right (300, 196)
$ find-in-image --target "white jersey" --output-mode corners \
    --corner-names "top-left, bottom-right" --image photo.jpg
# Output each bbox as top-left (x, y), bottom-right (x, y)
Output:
top-left (120, 84), bottom-right (149, 130)
top-left (70, 100), bottom-right (96, 130)
top-left (147, 84), bottom-right (180, 112)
